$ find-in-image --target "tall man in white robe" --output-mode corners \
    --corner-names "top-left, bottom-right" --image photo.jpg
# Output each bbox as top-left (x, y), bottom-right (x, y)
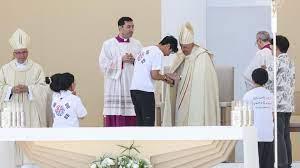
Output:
top-left (243, 31), bottom-right (273, 91)
top-left (99, 17), bottom-right (142, 127)
top-left (162, 22), bottom-right (220, 126)
top-left (0, 29), bottom-right (47, 168)
top-left (0, 28), bottom-right (47, 127)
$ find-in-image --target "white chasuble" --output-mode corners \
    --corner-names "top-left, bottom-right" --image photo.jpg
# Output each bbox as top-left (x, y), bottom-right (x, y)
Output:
top-left (163, 45), bottom-right (220, 126)
top-left (0, 59), bottom-right (48, 127)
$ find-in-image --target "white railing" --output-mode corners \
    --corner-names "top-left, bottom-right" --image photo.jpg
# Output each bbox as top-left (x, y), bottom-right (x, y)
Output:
top-left (0, 126), bottom-right (259, 168)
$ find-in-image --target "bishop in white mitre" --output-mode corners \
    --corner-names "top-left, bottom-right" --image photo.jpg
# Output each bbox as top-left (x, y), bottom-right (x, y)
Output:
top-left (0, 29), bottom-right (47, 168)
top-left (0, 28), bottom-right (48, 128)
top-left (162, 22), bottom-right (220, 126)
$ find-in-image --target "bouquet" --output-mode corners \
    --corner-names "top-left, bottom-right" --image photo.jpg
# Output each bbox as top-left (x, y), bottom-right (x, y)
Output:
top-left (90, 154), bottom-right (115, 168)
top-left (90, 141), bottom-right (152, 168)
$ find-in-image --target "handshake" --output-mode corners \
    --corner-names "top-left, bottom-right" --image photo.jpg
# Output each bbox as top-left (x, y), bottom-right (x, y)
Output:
top-left (163, 73), bottom-right (181, 85)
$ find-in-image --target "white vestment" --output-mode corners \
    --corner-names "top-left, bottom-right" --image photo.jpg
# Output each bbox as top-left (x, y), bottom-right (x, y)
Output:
top-left (243, 47), bottom-right (273, 91)
top-left (0, 59), bottom-right (48, 127)
top-left (99, 37), bottom-right (142, 116)
top-left (0, 58), bottom-right (48, 167)
top-left (162, 45), bottom-right (220, 126)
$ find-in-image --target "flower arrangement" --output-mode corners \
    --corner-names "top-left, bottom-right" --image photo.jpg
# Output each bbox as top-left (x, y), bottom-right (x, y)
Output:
top-left (90, 141), bottom-right (152, 168)
top-left (90, 154), bottom-right (115, 168)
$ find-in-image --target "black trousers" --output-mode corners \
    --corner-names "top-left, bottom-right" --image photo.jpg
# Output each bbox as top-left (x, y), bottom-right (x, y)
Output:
top-left (277, 113), bottom-right (292, 168)
top-left (258, 142), bottom-right (274, 168)
top-left (130, 90), bottom-right (155, 126)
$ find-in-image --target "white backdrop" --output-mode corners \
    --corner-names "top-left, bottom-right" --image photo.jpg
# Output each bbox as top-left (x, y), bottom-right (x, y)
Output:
top-left (161, 0), bottom-right (271, 100)
top-left (161, 0), bottom-right (207, 66)
top-left (207, 0), bottom-right (272, 99)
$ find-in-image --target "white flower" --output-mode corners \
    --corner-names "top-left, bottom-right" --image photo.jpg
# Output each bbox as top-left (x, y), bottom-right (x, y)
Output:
top-left (132, 163), bottom-right (139, 168)
top-left (90, 163), bottom-right (97, 168)
top-left (101, 158), bottom-right (115, 166)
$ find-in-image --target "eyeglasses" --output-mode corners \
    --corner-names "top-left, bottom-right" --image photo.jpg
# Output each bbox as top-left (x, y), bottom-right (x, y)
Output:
top-left (14, 51), bottom-right (28, 54)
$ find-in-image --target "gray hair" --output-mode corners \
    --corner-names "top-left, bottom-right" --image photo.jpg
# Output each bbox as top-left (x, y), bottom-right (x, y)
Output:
top-left (256, 31), bottom-right (271, 42)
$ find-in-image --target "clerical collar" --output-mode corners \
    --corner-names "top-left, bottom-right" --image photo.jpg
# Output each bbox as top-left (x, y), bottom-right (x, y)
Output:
top-left (115, 35), bottom-right (130, 43)
top-left (15, 59), bottom-right (27, 69)
top-left (262, 44), bottom-right (272, 50)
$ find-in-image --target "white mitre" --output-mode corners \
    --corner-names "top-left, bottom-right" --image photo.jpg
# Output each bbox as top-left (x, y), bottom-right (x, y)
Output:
top-left (9, 28), bottom-right (30, 50)
top-left (178, 22), bottom-right (194, 44)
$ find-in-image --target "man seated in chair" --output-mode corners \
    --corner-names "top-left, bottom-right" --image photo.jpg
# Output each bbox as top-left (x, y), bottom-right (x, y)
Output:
top-left (162, 22), bottom-right (220, 126)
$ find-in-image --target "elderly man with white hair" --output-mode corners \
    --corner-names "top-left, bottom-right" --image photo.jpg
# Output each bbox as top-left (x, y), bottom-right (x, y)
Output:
top-left (243, 31), bottom-right (273, 91)
top-left (0, 28), bottom-right (47, 128)
top-left (0, 28), bottom-right (47, 168)
top-left (162, 22), bottom-right (220, 126)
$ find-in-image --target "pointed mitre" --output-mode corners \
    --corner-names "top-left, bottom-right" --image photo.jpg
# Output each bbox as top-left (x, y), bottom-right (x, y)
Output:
top-left (178, 22), bottom-right (194, 44)
top-left (9, 28), bottom-right (30, 50)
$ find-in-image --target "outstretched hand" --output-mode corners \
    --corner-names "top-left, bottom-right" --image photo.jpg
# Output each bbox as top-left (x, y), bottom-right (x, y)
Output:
top-left (165, 73), bottom-right (181, 81)
top-left (165, 73), bottom-right (181, 86)
top-left (164, 75), bottom-right (174, 85)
